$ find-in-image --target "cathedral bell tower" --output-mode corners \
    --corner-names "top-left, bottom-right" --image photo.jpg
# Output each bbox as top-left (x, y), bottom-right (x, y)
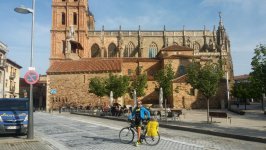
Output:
top-left (216, 12), bottom-right (234, 82)
top-left (50, 0), bottom-right (95, 64)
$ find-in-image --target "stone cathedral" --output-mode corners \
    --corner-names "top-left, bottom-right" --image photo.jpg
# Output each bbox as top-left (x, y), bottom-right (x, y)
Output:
top-left (46, 0), bottom-right (234, 111)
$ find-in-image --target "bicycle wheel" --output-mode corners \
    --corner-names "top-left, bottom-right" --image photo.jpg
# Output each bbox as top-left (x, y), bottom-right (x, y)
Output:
top-left (144, 131), bottom-right (160, 146)
top-left (119, 127), bottom-right (134, 144)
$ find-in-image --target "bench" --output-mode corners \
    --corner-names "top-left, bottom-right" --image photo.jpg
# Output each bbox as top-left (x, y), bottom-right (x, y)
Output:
top-left (209, 112), bottom-right (231, 124)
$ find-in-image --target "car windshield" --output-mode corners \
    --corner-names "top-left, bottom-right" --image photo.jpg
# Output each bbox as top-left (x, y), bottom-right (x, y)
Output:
top-left (0, 100), bottom-right (28, 111)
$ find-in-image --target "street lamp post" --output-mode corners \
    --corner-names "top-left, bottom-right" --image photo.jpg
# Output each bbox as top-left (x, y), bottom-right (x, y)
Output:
top-left (14, 0), bottom-right (35, 139)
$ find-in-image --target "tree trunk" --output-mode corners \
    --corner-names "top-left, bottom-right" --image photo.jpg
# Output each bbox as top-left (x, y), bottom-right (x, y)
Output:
top-left (207, 98), bottom-right (210, 123)
top-left (165, 98), bottom-right (167, 120)
top-left (99, 97), bottom-right (101, 106)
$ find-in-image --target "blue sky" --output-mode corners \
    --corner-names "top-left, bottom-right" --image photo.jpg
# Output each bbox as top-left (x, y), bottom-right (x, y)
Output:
top-left (0, 0), bottom-right (265, 77)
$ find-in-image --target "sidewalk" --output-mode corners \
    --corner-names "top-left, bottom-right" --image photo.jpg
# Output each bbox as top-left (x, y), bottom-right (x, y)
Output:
top-left (0, 137), bottom-right (56, 150)
top-left (71, 106), bottom-right (266, 143)
top-left (159, 108), bottom-right (266, 143)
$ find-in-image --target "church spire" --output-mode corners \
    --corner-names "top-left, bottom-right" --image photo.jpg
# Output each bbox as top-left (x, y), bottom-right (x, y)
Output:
top-left (216, 11), bottom-right (226, 51)
top-left (219, 11), bottom-right (223, 27)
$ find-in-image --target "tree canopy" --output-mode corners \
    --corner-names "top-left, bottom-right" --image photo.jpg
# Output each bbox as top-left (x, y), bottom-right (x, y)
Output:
top-left (154, 63), bottom-right (175, 99)
top-left (88, 77), bottom-right (106, 98)
top-left (231, 81), bottom-right (252, 101)
top-left (105, 73), bottom-right (130, 99)
top-left (187, 61), bottom-right (224, 99)
top-left (250, 44), bottom-right (266, 96)
top-left (130, 74), bottom-right (148, 98)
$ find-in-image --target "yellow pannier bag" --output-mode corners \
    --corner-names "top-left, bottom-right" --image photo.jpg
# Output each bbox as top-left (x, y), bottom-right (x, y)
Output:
top-left (146, 120), bottom-right (159, 136)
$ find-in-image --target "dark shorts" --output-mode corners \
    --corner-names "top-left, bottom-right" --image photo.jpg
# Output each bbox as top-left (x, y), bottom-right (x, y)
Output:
top-left (135, 118), bottom-right (142, 127)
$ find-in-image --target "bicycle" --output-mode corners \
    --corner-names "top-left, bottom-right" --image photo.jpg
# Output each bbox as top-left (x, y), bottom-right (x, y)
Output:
top-left (119, 120), bottom-right (160, 146)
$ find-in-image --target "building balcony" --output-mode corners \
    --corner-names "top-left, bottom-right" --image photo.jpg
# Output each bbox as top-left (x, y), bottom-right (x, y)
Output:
top-left (9, 72), bottom-right (16, 80)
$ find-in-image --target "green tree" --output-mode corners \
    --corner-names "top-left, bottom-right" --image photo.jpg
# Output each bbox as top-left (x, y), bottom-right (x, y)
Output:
top-left (231, 81), bottom-right (252, 110)
top-left (154, 63), bottom-right (175, 102)
top-left (105, 73), bottom-right (130, 100)
top-left (187, 61), bottom-right (224, 123)
top-left (130, 74), bottom-right (148, 98)
top-left (249, 78), bottom-right (262, 100)
top-left (250, 44), bottom-right (266, 109)
top-left (88, 77), bottom-right (106, 105)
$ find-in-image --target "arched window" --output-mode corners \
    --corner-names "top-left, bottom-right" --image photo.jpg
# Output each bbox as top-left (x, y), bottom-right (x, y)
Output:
top-left (91, 44), bottom-right (100, 58)
top-left (62, 12), bottom-right (65, 25)
top-left (124, 42), bottom-right (135, 57)
top-left (108, 43), bottom-right (117, 57)
top-left (73, 12), bottom-right (77, 25)
top-left (148, 42), bottom-right (158, 58)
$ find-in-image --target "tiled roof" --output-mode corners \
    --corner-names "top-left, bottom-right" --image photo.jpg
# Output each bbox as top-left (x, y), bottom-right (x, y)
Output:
top-left (161, 44), bottom-right (193, 51)
top-left (47, 59), bottom-right (122, 74)
top-left (172, 74), bottom-right (187, 83)
top-left (234, 74), bottom-right (249, 81)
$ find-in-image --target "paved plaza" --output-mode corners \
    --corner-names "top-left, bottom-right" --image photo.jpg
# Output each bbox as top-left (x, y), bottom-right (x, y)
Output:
top-left (0, 104), bottom-right (265, 150)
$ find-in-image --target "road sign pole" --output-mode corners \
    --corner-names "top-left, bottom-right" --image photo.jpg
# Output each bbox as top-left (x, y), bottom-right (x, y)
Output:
top-left (24, 70), bottom-right (39, 139)
top-left (28, 84), bottom-right (33, 138)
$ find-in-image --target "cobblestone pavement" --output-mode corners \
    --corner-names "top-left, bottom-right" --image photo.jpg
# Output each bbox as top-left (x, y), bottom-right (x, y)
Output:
top-left (35, 112), bottom-right (205, 150)
top-left (34, 112), bottom-right (266, 150)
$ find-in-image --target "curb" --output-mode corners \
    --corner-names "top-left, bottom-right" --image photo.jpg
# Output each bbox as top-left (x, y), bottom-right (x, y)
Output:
top-left (70, 112), bottom-right (266, 144)
top-left (159, 124), bottom-right (266, 144)
top-left (0, 139), bottom-right (39, 144)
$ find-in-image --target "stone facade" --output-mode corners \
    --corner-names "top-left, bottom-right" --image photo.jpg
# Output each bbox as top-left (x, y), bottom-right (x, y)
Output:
top-left (173, 79), bottom-right (227, 109)
top-left (47, 0), bottom-right (234, 111)
top-left (47, 73), bottom-right (117, 111)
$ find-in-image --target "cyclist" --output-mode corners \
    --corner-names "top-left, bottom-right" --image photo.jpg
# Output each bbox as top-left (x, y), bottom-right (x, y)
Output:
top-left (128, 100), bottom-right (151, 146)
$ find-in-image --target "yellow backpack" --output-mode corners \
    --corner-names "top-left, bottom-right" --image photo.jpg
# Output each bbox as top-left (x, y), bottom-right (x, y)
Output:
top-left (146, 120), bottom-right (159, 136)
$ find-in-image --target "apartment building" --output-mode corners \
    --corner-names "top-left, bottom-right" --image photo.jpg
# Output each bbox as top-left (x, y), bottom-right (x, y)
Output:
top-left (0, 41), bottom-right (22, 98)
